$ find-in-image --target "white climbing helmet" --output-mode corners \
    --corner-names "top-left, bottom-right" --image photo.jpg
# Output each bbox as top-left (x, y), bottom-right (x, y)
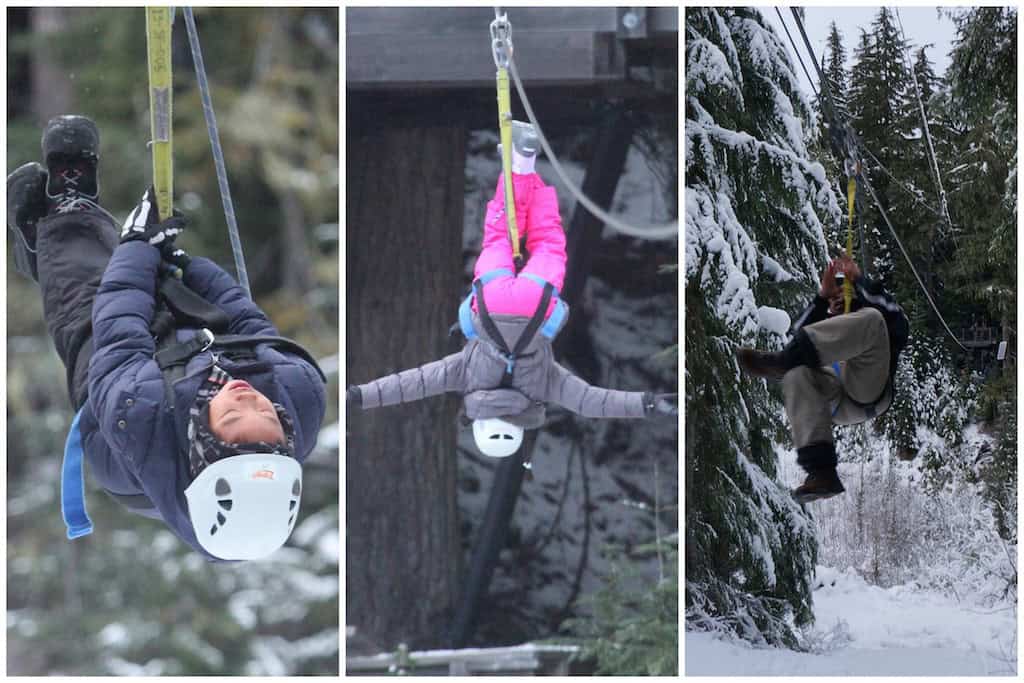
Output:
top-left (184, 453), bottom-right (302, 561)
top-left (472, 417), bottom-right (524, 458)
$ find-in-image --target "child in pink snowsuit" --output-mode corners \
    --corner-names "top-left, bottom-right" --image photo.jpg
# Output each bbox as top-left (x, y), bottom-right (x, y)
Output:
top-left (349, 122), bottom-right (660, 460)
top-left (473, 168), bottom-right (566, 320)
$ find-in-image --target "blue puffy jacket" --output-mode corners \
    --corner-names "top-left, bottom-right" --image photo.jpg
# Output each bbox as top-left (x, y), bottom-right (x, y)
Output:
top-left (81, 241), bottom-right (327, 560)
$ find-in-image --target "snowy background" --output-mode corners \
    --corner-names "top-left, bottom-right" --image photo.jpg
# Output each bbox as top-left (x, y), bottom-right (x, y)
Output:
top-left (684, 6), bottom-right (1016, 676)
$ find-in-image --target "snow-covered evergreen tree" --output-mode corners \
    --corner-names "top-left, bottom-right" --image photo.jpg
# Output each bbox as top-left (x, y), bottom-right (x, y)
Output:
top-left (823, 22), bottom-right (850, 121)
top-left (943, 6), bottom-right (1017, 540)
top-left (815, 22), bottom-right (850, 195)
top-left (684, 7), bottom-right (841, 647)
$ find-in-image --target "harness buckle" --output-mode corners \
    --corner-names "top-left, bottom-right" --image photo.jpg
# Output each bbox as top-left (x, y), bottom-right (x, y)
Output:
top-left (199, 328), bottom-right (215, 352)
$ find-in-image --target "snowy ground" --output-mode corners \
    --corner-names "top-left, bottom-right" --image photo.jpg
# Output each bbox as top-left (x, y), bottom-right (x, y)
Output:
top-left (686, 565), bottom-right (1017, 676)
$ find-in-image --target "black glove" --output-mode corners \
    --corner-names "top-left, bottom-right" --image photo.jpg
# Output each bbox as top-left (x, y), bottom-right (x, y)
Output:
top-left (120, 187), bottom-right (186, 247)
top-left (161, 243), bottom-right (192, 276)
top-left (346, 385), bottom-right (362, 409)
top-left (643, 392), bottom-right (677, 418)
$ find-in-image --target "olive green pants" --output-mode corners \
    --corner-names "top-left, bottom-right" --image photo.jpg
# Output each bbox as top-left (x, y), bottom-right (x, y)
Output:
top-left (782, 307), bottom-right (891, 450)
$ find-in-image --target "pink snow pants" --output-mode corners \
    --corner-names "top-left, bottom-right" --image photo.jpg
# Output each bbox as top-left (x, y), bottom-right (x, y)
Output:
top-left (473, 173), bottom-right (567, 318)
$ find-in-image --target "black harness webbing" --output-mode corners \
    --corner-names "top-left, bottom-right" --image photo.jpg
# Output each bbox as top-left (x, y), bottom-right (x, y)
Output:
top-left (104, 274), bottom-right (324, 517)
top-left (156, 331), bottom-right (326, 383)
top-left (473, 277), bottom-right (554, 387)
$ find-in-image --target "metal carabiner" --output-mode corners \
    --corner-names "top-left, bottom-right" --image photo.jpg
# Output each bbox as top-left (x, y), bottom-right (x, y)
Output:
top-left (489, 14), bottom-right (513, 70)
top-left (199, 328), bottom-right (215, 353)
top-left (844, 157), bottom-right (861, 178)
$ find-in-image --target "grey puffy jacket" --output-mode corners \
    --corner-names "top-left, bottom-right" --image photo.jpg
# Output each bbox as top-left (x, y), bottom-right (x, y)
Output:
top-left (356, 312), bottom-right (646, 426)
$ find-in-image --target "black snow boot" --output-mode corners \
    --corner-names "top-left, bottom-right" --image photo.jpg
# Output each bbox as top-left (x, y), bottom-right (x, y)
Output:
top-left (737, 329), bottom-right (821, 381)
top-left (41, 115), bottom-right (100, 214)
top-left (7, 162), bottom-right (48, 243)
top-left (792, 468), bottom-right (846, 504)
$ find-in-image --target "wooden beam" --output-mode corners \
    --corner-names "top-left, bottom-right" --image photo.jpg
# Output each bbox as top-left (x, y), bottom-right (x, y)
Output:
top-left (347, 31), bottom-right (625, 89)
top-left (347, 7), bottom-right (622, 35)
top-left (346, 7), bottom-right (678, 89)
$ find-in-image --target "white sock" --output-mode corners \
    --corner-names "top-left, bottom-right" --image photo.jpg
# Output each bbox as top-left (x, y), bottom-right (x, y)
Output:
top-left (512, 149), bottom-right (536, 175)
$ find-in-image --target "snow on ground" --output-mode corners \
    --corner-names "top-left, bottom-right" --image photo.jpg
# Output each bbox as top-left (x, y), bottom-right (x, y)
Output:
top-left (686, 565), bottom-right (1017, 676)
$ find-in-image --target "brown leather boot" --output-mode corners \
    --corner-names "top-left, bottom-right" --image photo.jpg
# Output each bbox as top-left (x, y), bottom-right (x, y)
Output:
top-left (736, 348), bottom-right (788, 380)
top-left (737, 330), bottom-right (821, 381)
top-left (792, 468), bottom-right (845, 504)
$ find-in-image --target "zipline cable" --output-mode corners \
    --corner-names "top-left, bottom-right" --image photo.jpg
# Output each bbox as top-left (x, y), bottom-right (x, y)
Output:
top-left (789, 8), bottom-right (843, 131)
top-left (774, 8), bottom-right (820, 100)
top-left (861, 145), bottom-right (943, 218)
top-left (497, 9), bottom-right (678, 241)
top-left (788, 8), bottom-right (967, 350)
top-left (183, 7), bottom-right (251, 299)
top-left (894, 7), bottom-right (954, 235)
top-left (859, 173), bottom-right (968, 352)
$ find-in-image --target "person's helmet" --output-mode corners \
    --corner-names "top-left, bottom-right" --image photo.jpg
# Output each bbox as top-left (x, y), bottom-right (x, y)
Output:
top-left (184, 453), bottom-right (302, 560)
top-left (472, 418), bottom-right (524, 458)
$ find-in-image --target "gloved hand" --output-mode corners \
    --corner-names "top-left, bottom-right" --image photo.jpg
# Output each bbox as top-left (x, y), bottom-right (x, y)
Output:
top-left (161, 243), bottom-right (192, 275)
top-left (643, 392), bottom-right (677, 418)
top-left (120, 187), bottom-right (186, 247)
top-left (346, 385), bottom-right (362, 409)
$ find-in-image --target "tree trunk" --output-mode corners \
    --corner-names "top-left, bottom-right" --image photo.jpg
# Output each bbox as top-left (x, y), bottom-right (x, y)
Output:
top-left (30, 8), bottom-right (73, 121)
top-left (279, 188), bottom-right (315, 294)
top-left (346, 97), bottom-right (465, 651)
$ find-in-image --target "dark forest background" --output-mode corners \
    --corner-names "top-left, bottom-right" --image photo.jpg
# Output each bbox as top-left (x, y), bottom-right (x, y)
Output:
top-left (346, 6), bottom-right (678, 676)
top-left (6, 7), bottom-right (339, 675)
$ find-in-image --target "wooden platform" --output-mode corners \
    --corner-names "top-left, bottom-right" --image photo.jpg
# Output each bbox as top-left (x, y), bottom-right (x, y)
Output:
top-left (346, 643), bottom-right (581, 676)
top-left (347, 7), bottom-right (677, 90)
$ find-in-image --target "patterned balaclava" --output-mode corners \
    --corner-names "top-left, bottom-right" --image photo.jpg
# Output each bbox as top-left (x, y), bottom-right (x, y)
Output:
top-left (188, 366), bottom-right (296, 479)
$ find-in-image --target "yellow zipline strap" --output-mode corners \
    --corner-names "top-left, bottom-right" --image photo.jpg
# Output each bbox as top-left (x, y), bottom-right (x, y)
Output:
top-left (491, 13), bottom-right (521, 264)
top-left (844, 175), bottom-right (856, 313)
top-left (146, 7), bottom-right (173, 221)
top-left (497, 68), bottom-right (521, 261)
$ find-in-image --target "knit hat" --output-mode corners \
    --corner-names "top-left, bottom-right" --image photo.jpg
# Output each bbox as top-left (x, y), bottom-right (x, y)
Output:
top-left (187, 366), bottom-right (296, 479)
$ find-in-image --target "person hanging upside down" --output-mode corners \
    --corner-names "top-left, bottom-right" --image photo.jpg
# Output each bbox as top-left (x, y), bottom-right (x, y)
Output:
top-left (736, 255), bottom-right (909, 503)
top-left (7, 115), bottom-right (327, 561)
top-left (347, 121), bottom-right (675, 458)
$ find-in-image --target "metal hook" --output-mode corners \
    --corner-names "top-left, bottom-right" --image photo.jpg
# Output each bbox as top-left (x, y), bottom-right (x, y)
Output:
top-left (489, 14), bottom-right (513, 70)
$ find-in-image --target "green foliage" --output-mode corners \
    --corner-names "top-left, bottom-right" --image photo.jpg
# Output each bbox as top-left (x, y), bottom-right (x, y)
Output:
top-left (7, 7), bottom-right (338, 675)
top-left (686, 7), bottom-right (831, 648)
top-left (564, 541), bottom-right (678, 676)
top-left (833, 4), bottom-right (1017, 576)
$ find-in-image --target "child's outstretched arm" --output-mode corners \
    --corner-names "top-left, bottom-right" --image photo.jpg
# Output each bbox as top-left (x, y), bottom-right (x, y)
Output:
top-left (348, 352), bottom-right (466, 410)
top-left (545, 362), bottom-right (653, 419)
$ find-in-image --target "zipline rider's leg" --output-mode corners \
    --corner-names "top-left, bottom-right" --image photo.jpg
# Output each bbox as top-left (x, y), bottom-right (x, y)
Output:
top-left (782, 307), bottom-right (891, 472)
top-left (474, 175), bottom-right (565, 319)
top-left (36, 209), bottom-right (119, 410)
top-left (803, 307), bottom-right (890, 412)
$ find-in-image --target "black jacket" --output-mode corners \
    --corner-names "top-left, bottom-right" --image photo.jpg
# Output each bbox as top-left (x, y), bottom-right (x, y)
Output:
top-left (790, 276), bottom-right (909, 387)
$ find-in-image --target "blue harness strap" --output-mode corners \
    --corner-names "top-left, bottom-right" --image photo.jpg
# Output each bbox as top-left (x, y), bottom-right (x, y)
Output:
top-left (61, 407), bottom-right (94, 539)
top-left (458, 268), bottom-right (514, 340)
top-left (460, 269), bottom-right (567, 341)
top-left (521, 273), bottom-right (568, 339)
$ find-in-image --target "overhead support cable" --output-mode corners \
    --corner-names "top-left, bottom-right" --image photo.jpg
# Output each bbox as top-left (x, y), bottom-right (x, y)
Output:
top-left (774, 8), bottom-right (820, 100)
top-left (860, 146), bottom-right (943, 218)
top-left (788, 7), bottom-right (968, 351)
top-left (859, 174), bottom-right (967, 352)
top-left (789, 8), bottom-right (843, 129)
top-left (184, 7), bottom-right (251, 299)
top-left (894, 7), bottom-right (955, 236)
top-left (496, 8), bottom-right (678, 241)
